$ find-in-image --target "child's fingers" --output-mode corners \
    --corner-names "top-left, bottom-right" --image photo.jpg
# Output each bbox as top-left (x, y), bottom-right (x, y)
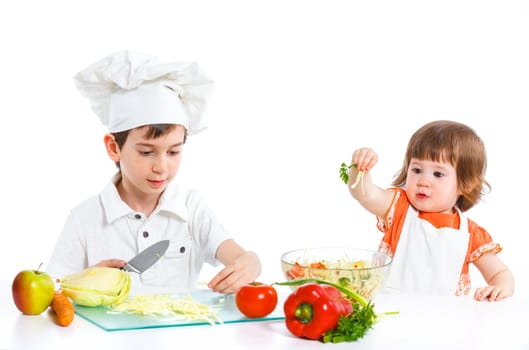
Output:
top-left (95, 259), bottom-right (127, 268)
top-left (352, 148), bottom-right (378, 171)
top-left (474, 286), bottom-right (504, 302)
top-left (473, 286), bottom-right (490, 301)
top-left (488, 288), bottom-right (505, 302)
top-left (207, 266), bottom-right (234, 291)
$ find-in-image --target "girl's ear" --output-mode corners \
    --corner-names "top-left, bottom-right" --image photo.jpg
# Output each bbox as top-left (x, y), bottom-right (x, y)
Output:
top-left (104, 134), bottom-right (120, 162)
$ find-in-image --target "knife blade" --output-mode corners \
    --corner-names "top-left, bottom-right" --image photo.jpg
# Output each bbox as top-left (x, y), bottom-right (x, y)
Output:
top-left (122, 240), bottom-right (170, 274)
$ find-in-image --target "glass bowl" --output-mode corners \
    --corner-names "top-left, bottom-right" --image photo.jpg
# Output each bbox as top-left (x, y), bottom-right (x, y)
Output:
top-left (280, 247), bottom-right (392, 300)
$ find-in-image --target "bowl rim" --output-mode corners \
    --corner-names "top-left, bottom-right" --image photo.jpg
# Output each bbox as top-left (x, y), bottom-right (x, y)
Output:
top-left (280, 246), bottom-right (393, 269)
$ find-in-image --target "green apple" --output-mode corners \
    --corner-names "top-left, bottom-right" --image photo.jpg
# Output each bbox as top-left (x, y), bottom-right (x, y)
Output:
top-left (12, 264), bottom-right (55, 315)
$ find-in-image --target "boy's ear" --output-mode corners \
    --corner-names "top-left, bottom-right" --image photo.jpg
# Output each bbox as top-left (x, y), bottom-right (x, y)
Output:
top-left (104, 134), bottom-right (120, 162)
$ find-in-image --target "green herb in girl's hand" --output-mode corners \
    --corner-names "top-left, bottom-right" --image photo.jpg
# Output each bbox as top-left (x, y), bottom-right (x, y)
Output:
top-left (339, 163), bottom-right (354, 183)
top-left (339, 162), bottom-right (365, 192)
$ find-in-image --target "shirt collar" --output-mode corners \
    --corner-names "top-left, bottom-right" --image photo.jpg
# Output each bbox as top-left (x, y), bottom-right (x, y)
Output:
top-left (156, 180), bottom-right (189, 221)
top-left (100, 174), bottom-right (189, 224)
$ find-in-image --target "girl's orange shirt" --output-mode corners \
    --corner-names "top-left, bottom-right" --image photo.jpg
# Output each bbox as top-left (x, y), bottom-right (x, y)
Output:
top-left (376, 188), bottom-right (502, 295)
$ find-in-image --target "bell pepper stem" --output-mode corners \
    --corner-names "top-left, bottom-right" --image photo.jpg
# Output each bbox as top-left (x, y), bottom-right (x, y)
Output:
top-left (294, 303), bottom-right (313, 323)
top-left (275, 278), bottom-right (368, 308)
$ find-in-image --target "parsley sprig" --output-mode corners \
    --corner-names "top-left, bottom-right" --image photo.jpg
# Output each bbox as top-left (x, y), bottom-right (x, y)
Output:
top-left (322, 302), bottom-right (376, 343)
top-left (339, 162), bottom-right (365, 192)
top-left (339, 162), bottom-right (355, 183)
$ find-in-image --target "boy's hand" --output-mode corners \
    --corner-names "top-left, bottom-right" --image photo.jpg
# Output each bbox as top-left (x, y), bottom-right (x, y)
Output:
top-left (211, 241), bottom-right (261, 294)
top-left (208, 262), bottom-right (252, 294)
top-left (94, 259), bottom-right (127, 269)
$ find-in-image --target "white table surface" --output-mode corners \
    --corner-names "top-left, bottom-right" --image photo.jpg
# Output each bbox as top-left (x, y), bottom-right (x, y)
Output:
top-left (2, 279), bottom-right (528, 350)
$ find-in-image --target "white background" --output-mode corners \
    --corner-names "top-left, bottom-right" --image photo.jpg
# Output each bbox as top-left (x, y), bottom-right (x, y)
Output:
top-left (1, 0), bottom-right (528, 297)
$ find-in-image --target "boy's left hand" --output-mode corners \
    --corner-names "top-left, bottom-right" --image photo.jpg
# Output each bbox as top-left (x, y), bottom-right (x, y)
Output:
top-left (207, 263), bottom-right (250, 294)
top-left (209, 241), bottom-right (261, 294)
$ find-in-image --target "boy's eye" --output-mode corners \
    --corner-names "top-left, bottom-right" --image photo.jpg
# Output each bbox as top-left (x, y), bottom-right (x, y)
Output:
top-left (168, 150), bottom-right (180, 156)
top-left (139, 150), bottom-right (153, 156)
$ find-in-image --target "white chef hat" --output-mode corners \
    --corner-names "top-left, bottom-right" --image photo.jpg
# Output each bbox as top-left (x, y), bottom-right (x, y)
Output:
top-left (73, 50), bottom-right (214, 134)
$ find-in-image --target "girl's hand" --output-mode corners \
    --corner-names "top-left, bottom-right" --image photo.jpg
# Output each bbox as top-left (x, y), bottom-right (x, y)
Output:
top-left (351, 147), bottom-right (379, 172)
top-left (347, 147), bottom-right (395, 218)
top-left (473, 252), bottom-right (514, 302)
top-left (474, 285), bottom-right (509, 302)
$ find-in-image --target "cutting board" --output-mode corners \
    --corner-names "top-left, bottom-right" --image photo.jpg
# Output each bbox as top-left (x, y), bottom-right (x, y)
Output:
top-left (74, 289), bottom-right (285, 331)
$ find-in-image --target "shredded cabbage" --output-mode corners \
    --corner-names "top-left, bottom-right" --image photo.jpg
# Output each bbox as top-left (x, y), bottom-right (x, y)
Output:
top-left (108, 294), bottom-right (222, 325)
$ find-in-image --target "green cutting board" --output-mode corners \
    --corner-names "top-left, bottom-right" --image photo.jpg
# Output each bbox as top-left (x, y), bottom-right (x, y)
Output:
top-left (74, 289), bottom-right (285, 331)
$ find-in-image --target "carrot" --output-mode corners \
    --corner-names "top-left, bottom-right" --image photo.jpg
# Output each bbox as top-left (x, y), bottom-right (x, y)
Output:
top-left (51, 291), bottom-right (75, 326)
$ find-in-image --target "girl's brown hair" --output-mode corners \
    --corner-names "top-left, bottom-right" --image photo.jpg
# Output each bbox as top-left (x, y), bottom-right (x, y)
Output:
top-left (392, 120), bottom-right (490, 212)
top-left (112, 124), bottom-right (187, 169)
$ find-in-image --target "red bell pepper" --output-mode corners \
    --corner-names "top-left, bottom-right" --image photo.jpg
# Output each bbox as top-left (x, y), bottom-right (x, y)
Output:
top-left (283, 283), bottom-right (353, 340)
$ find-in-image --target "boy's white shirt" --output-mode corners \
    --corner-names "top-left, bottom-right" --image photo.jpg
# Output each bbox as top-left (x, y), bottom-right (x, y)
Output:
top-left (385, 206), bottom-right (469, 295)
top-left (47, 174), bottom-right (231, 294)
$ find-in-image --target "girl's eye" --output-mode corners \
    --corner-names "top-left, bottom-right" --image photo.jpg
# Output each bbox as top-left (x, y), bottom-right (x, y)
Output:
top-left (433, 171), bottom-right (444, 178)
top-left (411, 167), bottom-right (422, 174)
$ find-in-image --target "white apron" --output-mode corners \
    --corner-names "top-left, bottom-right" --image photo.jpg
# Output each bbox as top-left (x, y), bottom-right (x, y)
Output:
top-left (385, 205), bottom-right (470, 295)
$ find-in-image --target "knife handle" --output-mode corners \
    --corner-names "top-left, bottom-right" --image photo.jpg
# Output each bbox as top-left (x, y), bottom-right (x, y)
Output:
top-left (121, 264), bottom-right (140, 274)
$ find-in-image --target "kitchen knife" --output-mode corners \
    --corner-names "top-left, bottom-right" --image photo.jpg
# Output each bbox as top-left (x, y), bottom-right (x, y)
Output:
top-left (122, 240), bottom-right (170, 274)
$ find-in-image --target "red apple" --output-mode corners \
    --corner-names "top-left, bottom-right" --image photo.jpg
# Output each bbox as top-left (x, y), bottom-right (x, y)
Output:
top-left (12, 264), bottom-right (55, 315)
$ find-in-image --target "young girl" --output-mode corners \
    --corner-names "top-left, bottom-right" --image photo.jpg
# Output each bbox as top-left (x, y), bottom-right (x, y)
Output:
top-left (46, 50), bottom-right (261, 294)
top-left (348, 120), bottom-right (514, 301)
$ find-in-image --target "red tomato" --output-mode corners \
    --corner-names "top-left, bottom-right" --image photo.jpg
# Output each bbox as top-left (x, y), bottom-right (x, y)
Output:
top-left (235, 282), bottom-right (278, 318)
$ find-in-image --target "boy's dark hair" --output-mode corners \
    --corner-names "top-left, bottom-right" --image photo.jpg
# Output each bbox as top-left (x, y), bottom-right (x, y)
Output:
top-left (112, 124), bottom-right (187, 169)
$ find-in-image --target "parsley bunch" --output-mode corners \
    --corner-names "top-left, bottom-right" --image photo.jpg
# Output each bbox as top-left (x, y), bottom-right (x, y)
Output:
top-left (322, 302), bottom-right (377, 343)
